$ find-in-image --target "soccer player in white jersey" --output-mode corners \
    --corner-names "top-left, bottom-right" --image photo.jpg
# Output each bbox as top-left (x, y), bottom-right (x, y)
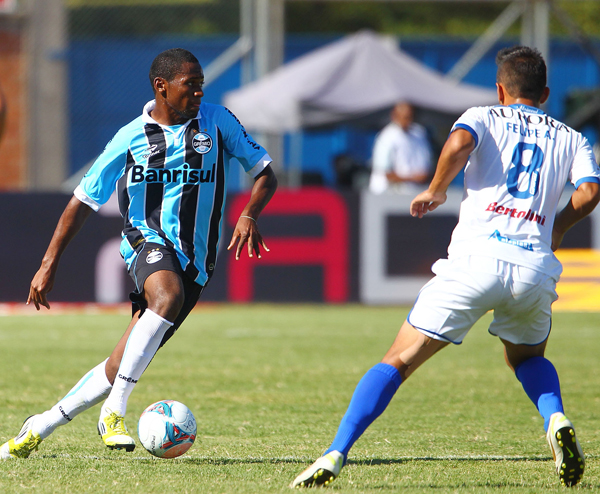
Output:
top-left (293, 46), bottom-right (600, 489)
top-left (1, 48), bottom-right (277, 458)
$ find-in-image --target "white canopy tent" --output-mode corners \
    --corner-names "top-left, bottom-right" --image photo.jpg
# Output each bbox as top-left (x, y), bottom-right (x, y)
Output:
top-left (223, 30), bottom-right (498, 133)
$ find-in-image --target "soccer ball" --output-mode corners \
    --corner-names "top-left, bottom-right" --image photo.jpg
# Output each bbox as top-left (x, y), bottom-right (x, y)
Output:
top-left (138, 400), bottom-right (197, 458)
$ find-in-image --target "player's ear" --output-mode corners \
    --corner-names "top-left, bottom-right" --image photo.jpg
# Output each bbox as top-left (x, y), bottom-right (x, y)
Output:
top-left (539, 87), bottom-right (550, 105)
top-left (154, 77), bottom-right (167, 97)
top-left (496, 83), bottom-right (505, 105)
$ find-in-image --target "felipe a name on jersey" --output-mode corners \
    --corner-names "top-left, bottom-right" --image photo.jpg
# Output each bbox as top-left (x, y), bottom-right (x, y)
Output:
top-left (130, 163), bottom-right (215, 184)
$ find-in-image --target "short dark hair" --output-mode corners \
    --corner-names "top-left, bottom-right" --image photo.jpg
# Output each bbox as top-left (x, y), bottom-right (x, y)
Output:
top-left (149, 48), bottom-right (200, 89)
top-left (496, 46), bottom-right (547, 101)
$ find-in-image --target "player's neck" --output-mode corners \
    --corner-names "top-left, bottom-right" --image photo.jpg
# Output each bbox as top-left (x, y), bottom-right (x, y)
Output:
top-left (150, 106), bottom-right (189, 126)
top-left (149, 97), bottom-right (192, 126)
top-left (502, 97), bottom-right (539, 108)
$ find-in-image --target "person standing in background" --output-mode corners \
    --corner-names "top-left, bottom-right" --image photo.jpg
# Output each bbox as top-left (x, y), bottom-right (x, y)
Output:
top-left (369, 101), bottom-right (432, 194)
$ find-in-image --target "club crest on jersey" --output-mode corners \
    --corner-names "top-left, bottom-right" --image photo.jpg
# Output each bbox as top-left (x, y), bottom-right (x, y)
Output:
top-left (192, 132), bottom-right (213, 154)
top-left (146, 248), bottom-right (163, 264)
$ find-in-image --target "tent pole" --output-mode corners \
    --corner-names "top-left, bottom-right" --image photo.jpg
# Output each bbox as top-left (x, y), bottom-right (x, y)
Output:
top-left (446, 1), bottom-right (525, 82)
top-left (521, 0), bottom-right (549, 69)
top-left (255, 0), bottom-right (285, 188)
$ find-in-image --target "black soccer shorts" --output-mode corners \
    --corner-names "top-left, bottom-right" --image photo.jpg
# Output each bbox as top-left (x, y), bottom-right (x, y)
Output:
top-left (128, 242), bottom-right (204, 347)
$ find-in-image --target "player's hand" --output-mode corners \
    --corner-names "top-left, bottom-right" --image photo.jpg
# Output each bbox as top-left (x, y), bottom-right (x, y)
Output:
top-left (410, 190), bottom-right (447, 218)
top-left (27, 266), bottom-right (55, 310)
top-left (227, 216), bottom-right (270, 260)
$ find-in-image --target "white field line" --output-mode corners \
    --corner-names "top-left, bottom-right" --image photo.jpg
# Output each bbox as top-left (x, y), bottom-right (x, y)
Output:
top-left (30, 453), bottom-right (600, 462)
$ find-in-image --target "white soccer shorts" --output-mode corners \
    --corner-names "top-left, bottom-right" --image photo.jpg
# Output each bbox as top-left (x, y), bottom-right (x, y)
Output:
top-left (408, 255), bottom-right (558, 345)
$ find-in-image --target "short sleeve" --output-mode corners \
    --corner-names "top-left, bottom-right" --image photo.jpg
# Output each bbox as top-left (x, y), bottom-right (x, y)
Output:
top-left (570, 136), bottom-right (600, 189)
top-left (451, 107), bottom-right (487, 150)
top-left (219, 107), bottom-right (271, 177)
top-left (76, 128), bottom-right (131, 210)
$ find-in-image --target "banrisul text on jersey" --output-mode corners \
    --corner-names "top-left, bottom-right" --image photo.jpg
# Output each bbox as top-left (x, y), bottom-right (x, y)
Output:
top-left (130, 163), bottom-right (216, 184)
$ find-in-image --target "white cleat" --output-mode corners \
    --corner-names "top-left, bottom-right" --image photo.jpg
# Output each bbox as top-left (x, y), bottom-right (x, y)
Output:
top-left (291, 451), bottom-right (344, 488)
top-left (546, 412), bottom-right (584, 487)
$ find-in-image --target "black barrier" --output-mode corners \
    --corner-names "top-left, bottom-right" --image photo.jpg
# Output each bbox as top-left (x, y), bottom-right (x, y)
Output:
top-left (0, 193), bottom-right (127, 302)
top-left (0, 190), bottom-right (593, 303)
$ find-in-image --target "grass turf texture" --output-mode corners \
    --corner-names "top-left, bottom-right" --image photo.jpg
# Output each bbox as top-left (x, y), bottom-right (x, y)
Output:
top-left (0, 305), bottom-right (599, 493)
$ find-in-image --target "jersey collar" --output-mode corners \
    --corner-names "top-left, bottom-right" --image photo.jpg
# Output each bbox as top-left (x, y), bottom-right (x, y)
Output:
top-left (508, 103), bottom-right (545, 114)
top-left (141, 100), bottom-right (201, 128)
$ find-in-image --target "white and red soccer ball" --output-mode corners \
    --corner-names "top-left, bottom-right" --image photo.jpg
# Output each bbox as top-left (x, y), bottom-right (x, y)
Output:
top-left (138, 400), bottom-right (197, 458)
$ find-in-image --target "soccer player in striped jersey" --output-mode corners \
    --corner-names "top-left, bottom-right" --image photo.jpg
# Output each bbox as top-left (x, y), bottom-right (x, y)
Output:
top-left (1, 48), bottom-right (277, 458)
top-left (293, 46), bottom-right (600, 488)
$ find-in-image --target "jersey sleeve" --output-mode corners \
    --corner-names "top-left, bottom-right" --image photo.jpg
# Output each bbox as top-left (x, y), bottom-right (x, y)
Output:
top-left (570, 136), bottom-right (600, 188)
top-left (451, 107), bottom-right (487, 150)
top-left (219, 107), bottom-right (271, 178)
top-left (74, 128), bottom-right (131, 211)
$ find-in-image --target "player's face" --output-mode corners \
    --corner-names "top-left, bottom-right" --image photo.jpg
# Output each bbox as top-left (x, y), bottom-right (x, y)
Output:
top-left (164, 62), bottom-right (204, 122)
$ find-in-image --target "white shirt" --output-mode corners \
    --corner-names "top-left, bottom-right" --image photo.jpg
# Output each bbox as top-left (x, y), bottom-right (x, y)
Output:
top-left (369, 121), bottom-right (432, 194)
top-left (447, 104), bottom-right (600, 280)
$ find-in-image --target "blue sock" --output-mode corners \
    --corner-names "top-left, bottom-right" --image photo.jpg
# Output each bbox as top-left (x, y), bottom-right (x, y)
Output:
top-left (515, 356), bottom-right (563, 432)
top-left (324, 363), bottom-right (402, 459)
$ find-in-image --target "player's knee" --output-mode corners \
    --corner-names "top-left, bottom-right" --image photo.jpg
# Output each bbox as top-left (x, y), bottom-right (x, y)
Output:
top-left (147, 286), bottom-right (185, 322)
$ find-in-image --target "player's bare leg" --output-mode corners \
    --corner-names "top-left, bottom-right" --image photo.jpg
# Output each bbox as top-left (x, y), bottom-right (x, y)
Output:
top-left (105, 313), bottom-right (141, 384)
top-left (292, 321), bottom-right (448, 488)
top-left (381, 321), bottom-right (449, 380)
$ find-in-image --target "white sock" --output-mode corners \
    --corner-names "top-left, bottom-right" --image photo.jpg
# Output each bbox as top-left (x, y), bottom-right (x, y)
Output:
top-left (33, 359), bottom-right (112, 440)
top-left (102, 309), bottom-right (173, 417)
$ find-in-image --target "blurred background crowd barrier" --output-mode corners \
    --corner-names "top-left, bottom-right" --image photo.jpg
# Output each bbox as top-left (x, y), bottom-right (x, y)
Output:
top-left (1, 0), bottom-right (600, 304)
top-left (0, 187), bottom-right (597, 304)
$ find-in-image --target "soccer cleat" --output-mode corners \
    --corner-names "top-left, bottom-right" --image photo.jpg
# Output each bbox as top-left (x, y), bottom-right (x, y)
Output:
top-left (546, 412), bottom-right (584, 487)
top-left (291, 450), bottom-right (344, 488)
top-left (97, 406), bottom-right (135, 452)
top-left (0, 415), bottom-right (43, 459)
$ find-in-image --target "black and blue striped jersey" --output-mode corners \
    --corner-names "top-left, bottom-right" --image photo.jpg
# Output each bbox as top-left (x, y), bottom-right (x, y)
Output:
top-left (75, 100), bottom-right (271, 286)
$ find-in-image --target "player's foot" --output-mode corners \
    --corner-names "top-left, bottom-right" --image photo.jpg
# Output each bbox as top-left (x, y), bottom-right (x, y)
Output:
top-left (546, 412), bottom-right (584, 487)
top-left (291, 450), bottom-right (344, 488)
top-left (97, 406), bottom-right (135, 452)
top-left (0, 415), bottom-right (43, 459)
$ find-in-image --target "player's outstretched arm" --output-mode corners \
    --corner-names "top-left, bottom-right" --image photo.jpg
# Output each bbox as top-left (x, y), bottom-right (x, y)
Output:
top-left (410, 129), bottom-right (474, 218)
top-left (552, 181), bottom-right (600, 251)
top-left (227, 165), bottom-right (278, 260)
top-left (27, 196), bottom-right (94, 310)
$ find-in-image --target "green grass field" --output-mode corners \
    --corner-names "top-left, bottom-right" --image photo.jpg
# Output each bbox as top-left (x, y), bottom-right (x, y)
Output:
top-left (1, 305), bottom-right (599, 493)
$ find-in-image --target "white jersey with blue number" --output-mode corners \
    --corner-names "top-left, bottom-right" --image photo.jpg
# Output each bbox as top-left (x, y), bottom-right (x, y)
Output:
top-left (74, 100), bottom-right (271, 286)
top-left (448, 104), bottom-right (600, 279)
